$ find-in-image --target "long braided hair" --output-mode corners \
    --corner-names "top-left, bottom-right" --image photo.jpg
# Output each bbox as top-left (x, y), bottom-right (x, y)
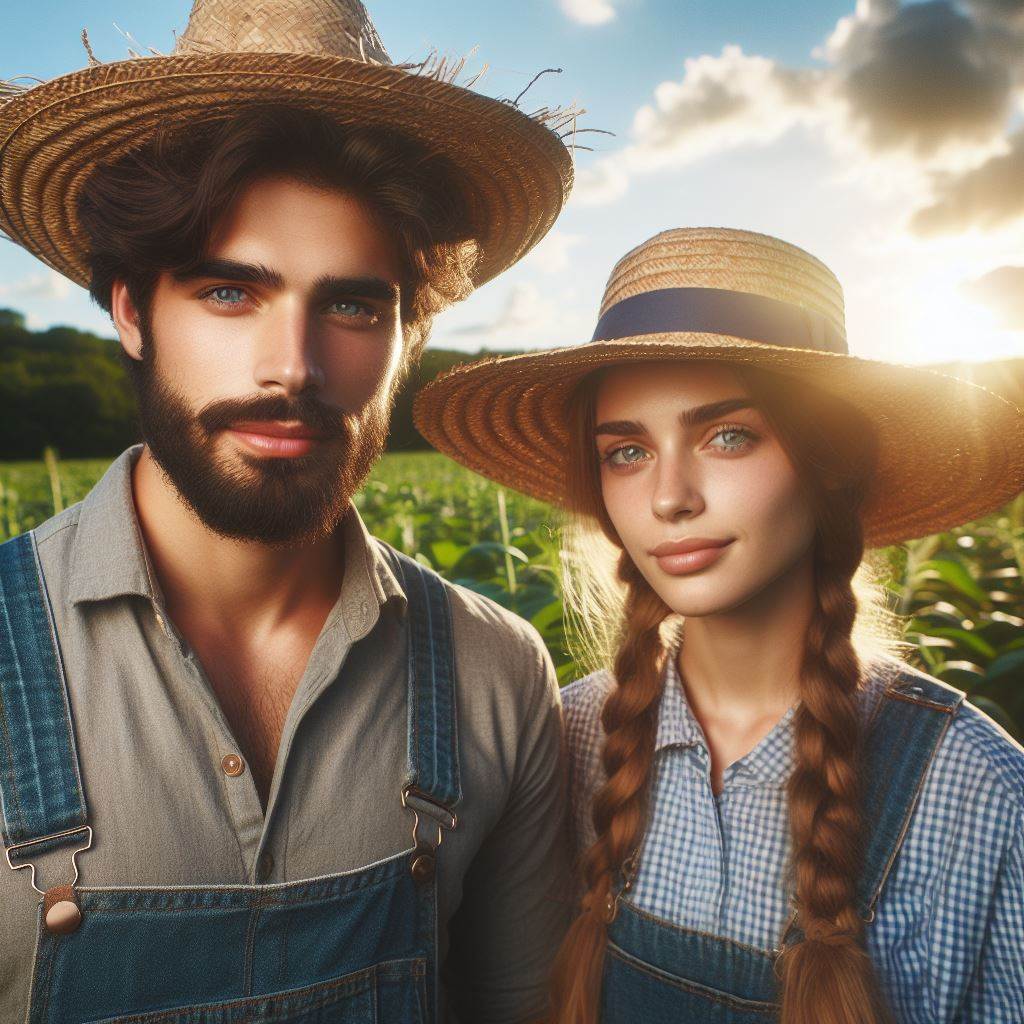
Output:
top-left (551, 359), bottom-right (901, 1024)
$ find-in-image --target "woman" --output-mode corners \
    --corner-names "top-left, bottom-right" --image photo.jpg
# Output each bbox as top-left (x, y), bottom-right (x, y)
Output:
top-left (414, 228), bottom-right (1024, 1023)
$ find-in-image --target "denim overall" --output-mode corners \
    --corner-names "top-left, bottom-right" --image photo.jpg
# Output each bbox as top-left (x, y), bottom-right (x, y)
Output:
top-left (601, 672), bottom-right (965, 1023)
top-left (0, 529), bottom-right (461, 1024)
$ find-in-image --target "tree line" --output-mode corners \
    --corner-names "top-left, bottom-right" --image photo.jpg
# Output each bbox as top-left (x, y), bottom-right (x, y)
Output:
top-left (3, 306), bottom-right (1021, 461)
top-left (0, 308), bottom-right (513, 459)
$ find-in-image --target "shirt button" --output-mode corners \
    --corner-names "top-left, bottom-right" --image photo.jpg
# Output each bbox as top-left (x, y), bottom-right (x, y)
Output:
top-left (256, 851), bottom-right (274, 882)
top-left (221, 753), bottom-right (245, 777)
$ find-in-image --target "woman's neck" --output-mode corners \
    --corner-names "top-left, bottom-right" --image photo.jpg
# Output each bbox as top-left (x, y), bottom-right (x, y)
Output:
top-left (677, 547), bottom-right (816, 721)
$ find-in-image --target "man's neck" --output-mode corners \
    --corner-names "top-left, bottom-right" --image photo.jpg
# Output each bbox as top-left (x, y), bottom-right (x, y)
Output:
top-left (130, 445), bottom-right (346, 637)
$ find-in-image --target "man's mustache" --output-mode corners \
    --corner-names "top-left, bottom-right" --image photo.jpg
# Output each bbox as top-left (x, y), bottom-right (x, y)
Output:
top-left (197, 395), bottom-right (353, 439)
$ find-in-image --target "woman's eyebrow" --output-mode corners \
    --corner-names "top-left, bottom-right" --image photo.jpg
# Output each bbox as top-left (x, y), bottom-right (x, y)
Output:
top-left (594, 419), bottom-right (645, 437)
top-left (678, 397), bottom-right (756, 427)
top-left (594, 399), bottom-right (757, 437)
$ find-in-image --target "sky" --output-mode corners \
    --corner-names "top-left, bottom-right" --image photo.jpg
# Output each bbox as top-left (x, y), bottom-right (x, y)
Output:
top-left (1, 0), bottom-right (1023, 366)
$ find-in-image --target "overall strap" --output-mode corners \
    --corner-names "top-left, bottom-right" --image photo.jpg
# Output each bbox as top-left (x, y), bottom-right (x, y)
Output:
top-left (376, 542), bottom-right (462, 825)
top-left (0, 532), bottom-right (91, 888)
top-left (855, 671), bottom-right (964, 920)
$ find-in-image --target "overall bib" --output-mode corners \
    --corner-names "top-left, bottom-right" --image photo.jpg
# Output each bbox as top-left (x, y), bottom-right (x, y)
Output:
top-left (0, 529), bottom-right (461, 1024)
top-left (601, 672), bottom-right (965, 1023)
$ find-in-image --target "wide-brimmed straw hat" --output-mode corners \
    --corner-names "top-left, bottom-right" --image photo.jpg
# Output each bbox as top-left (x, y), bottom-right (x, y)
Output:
top-left (414, 227), bottom-right (1024, 548)
top-left (0, 0), bottom-right (576, 289)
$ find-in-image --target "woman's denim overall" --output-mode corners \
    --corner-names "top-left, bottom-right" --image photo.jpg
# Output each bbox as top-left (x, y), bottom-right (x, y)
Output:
top-left (0, 529), bottom-right (461, 1023)
top-left (601, 670), bottom-right (965, 1023)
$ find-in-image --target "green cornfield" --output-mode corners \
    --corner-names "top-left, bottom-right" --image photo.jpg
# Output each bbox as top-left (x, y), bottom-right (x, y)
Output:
top-left (2, 449), bottom-right (1023, 742)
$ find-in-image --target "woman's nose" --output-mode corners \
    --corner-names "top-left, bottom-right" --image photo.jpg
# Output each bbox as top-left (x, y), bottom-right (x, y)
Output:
top-left (651, 457), bottom-right (704, 522)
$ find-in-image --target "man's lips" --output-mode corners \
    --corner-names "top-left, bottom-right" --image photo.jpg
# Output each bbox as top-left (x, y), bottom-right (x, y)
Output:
top-left (225, 420), bottom-right (334, 458)
top-left (228, 420), bottom-right (327, 440)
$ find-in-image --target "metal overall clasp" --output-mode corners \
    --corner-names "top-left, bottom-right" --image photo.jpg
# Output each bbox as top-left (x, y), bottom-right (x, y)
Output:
top-left (6, 825), bottom-right (92, 935)
top-left (604, 847), bottom-right (642, 924)
top-left (401, 786), bottom-right (457, 885)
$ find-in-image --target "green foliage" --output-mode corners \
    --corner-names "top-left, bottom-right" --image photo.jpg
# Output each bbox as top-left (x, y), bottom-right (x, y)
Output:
top-left (0, 310), bottom-right (140, 457)
top-left (1, 451), bottom-right (1022, 740)
top-left (0, 306), bottom-right (519, 458)
top-left (879, 493), bottom-right (1024, 740)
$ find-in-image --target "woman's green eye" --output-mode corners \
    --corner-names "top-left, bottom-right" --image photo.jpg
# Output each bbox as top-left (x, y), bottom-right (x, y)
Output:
top-left (606, 445), bottom-right (648, 466)
top-left (709, 427), bottom-right (754, 452)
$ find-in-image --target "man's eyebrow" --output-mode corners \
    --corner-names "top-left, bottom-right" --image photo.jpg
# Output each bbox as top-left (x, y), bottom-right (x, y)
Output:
top-left (594, 398), bottom-right (757, 437)
top-left (174, 258), bottom-right (284, 288)
top-left (310, 274), bottom-right (400, 305)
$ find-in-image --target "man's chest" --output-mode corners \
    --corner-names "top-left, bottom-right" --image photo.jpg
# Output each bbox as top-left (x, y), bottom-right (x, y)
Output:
top-left (190, 639), bottom-right (313, 807)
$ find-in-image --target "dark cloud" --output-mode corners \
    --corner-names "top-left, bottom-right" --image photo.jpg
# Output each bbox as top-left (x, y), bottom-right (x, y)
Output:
top-left (833, 1), bottom-right (1019, 154)
top-left (965, 0), bottom-right (1024, 23)
top-left (961, 264), bottom-right (1024, 328)
top-left (910, 128), bottom-right (1024, 233)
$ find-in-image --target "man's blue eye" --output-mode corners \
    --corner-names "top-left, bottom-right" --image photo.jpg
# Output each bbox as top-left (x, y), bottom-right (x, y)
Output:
top-left (209, 287), bottom-right (245, 305)
top-left (329, 301), bottom-right (379, 322)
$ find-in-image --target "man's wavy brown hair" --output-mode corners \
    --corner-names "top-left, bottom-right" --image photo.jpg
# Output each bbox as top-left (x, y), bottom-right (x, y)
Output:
top-left (75, 103), bottom-right (478, 367)
top-left (551, 358), bottom-right (905, 1024)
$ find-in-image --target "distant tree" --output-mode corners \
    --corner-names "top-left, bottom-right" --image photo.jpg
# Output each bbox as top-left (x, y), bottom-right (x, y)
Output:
top-left (0, 307), bottom-right (520, 458)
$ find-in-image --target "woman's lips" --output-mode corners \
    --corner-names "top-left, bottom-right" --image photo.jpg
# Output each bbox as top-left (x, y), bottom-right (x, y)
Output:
top-left (652, 539), bottom-right (734, 575)
top-left (226, 422), bottom-right (326, 457)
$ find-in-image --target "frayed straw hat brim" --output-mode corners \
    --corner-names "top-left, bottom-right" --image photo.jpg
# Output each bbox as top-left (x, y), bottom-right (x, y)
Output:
top-left (413, 334), bottom-right (1024, 549)
top-left (0, 51), bottom-right (573, 288)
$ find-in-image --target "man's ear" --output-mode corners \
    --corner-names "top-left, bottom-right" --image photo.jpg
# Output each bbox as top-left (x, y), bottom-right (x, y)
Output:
top-left (111, 280), bottom-right (144, 361)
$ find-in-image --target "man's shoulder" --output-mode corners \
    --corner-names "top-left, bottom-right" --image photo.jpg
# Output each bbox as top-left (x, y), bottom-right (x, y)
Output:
top-left (2, 504), bottom-right (82, 583)
top-left (384, 552), bottom-right (559, 716)
top-left (31, 502), bottom-right (83, 547)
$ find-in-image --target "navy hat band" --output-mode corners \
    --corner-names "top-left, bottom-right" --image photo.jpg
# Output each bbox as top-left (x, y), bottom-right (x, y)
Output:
top-left (590, 287), bottom-right (847, 355)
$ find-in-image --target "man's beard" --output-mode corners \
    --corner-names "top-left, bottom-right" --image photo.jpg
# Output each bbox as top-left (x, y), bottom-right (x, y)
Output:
top-left (127, 318), bottom-right (393, 546)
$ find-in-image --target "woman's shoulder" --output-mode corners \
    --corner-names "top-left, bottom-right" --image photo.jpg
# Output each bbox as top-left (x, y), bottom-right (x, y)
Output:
top-left (561, 669), bottom-right (615, 730)
top-left (560, 669), bottom-right (616, 775)
top-left (875, 657), bottom-right (1024, 824)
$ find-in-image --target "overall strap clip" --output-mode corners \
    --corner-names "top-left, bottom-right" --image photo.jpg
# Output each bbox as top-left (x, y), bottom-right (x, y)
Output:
top-left (402, 786), bottom-right (458, 885)
top-left (376, 541), bottom-right (463, 885)
top-left (6, 825), bottom-right (91, 934)
top-left (0, 532), bottom-right (92, 935)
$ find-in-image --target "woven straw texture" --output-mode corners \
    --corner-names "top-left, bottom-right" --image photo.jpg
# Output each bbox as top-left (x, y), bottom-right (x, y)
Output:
top-left (414, 228), bottom-right (1024, 548)
top-left (0, 0), bottom-right (574, 289)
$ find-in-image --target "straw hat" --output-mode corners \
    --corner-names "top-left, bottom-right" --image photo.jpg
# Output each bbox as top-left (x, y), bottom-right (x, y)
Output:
top-left (0, 0), bottom-right (576, 289)
top-left (414, 227), bottom-right (1024, 548)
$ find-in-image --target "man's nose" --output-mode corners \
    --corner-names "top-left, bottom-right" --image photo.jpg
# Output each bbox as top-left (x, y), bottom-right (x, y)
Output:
top-left (253, 302), bottom-right (325, 395)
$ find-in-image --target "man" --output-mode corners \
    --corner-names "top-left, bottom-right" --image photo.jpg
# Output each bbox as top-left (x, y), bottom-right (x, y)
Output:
top-left (0, 3), bottom-right (575, 1021)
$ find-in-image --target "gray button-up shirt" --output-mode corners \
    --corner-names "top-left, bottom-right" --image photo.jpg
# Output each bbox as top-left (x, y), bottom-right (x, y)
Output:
top-left (0, 445), bottom-right (571, 1023)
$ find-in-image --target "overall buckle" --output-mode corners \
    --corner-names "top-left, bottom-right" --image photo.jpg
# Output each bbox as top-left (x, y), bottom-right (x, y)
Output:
top-left (5, 825), bottom-right (92, 935)
top-left (401, 787), bottom-right (457, 885)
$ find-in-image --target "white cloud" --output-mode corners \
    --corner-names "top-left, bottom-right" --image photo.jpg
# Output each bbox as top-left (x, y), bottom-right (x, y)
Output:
top-left (0, 270), bottom-right (74, 301)
top-left (572, 0), bottom-right (1024, 232)
top-left (559, 0), bottom-right (617, 26)
top-left (522, 230), bottom-right (584, 273)
top-left (452, 283), bottom-right (555, 340)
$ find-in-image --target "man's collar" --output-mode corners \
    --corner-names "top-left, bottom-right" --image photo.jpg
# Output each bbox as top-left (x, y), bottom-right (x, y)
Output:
top-left (68, 445), bottom-right (408, 625)
top-left (68, 444), bottom-right (160, 606)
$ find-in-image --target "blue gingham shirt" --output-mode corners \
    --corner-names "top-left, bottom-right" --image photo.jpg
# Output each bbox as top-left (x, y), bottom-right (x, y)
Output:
top-left (562, 654), bottom-right (1024, 1023)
